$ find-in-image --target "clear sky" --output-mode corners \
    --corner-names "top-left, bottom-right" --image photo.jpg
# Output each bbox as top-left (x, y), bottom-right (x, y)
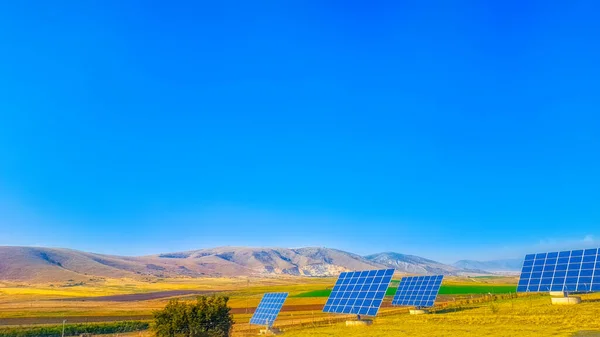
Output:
top-left (1, 1), bottom-right (599, 263)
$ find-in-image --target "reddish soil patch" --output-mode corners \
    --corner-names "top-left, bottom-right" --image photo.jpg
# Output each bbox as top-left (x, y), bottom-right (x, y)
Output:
top-left (57, 290), bottom-right (219, 302)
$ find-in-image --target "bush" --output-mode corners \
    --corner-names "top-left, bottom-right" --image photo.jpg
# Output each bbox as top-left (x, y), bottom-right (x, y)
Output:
top-left (154, 296), bottom-right (234, 337)
top-left (489, 302), bottom-right (500, 314)
top-left (0, 321), bottom-right (149, 337)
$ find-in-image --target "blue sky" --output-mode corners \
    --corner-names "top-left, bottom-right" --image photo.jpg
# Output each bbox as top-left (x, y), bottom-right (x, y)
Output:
top-left (1, 1), bottom-right (599, 263)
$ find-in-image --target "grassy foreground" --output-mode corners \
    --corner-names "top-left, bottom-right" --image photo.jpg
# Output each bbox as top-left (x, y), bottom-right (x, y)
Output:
top-left (281, 293), bottom-right (600, 337)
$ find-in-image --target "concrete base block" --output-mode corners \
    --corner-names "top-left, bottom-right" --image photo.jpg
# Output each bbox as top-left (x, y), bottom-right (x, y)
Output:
top-left (345, 319), bottom-right (373, 327)
top-left (549, 291), bottom-right (566, 297)
top-left (409, 309), bottom-right (429, 315)
top-left (259, 327), bottom-right (283, 335)
top-left (551, 296), bottom-right (581, 305)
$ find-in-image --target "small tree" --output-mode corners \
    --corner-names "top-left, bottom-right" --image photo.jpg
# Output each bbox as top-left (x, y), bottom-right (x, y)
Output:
top-left (154, 296), bottom-right (234, 337)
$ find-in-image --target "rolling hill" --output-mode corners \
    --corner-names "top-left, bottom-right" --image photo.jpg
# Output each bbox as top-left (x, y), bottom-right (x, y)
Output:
top-left (364, 252), bottom-right (463, 275)
top-left (0, 246), bottom-right (483, 283)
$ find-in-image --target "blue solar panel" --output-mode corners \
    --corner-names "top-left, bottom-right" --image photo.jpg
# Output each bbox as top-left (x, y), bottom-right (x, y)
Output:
top-left (322, 269), bottom-right (394, 317)
top-left (392, 275), bottom-right (443, 308)
top-left (517, 248), bottom-right (600, 293)
top-left (250, 293), bottom-right (288, 326)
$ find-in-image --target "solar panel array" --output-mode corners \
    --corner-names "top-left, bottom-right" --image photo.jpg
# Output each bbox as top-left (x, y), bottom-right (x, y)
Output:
top-left (250, 292), bottom-right (288, 326)
top-left (392, 275), bottom-right (443, 308)
top-left (323, 269), bottom-right (394, 317)
top-left (517, 248), bottom-right (600, 293)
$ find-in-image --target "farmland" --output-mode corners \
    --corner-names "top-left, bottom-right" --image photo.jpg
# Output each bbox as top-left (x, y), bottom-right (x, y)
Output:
top-left (2, 275), bottom-right (600, 336)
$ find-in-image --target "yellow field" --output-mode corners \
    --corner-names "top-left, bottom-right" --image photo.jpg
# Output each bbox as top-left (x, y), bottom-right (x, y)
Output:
top-left (3, 276), bottom-right (600, 336)
top-left (280, 293), bottom-right (600, 337)
top-left (45, 293), bottom-right (600, 337)
top-left (0, 276), bottom-right (332, 319)
top-left (0, 276), bottom-right (501, 319)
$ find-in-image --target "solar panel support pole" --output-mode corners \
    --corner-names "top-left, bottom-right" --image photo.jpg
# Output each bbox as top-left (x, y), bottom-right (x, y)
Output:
top-left (259, 320), bottom-right (283, 336)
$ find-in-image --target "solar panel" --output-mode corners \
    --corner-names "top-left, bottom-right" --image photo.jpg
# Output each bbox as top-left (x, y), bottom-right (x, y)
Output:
top-left (392, 275), bottom-right (443, 308)
top-left (322, 268), bottom-right (394, 317)
top-left (517, 248), bottom-right (600, 293)
top-left (250, 292), bottom-right (288, 327)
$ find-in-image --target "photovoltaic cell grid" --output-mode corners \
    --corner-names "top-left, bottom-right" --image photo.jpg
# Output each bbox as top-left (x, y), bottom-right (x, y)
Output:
top-left (392, 275), bottom-right (443, 308)
top-left (323, 269), bottom-right (394, 317)
top-left (250, 292), bottom-right (288, 326)
top-left (517, 248), bottom-right (600, 293)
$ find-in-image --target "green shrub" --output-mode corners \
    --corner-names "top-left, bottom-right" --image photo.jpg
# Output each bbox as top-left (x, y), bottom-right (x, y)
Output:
top-left (0, 321), bottom-right (149, 337)
top-left (489, 302), bottom-right (500, 314)
top-left (153, 295), bottom-right (234, 337)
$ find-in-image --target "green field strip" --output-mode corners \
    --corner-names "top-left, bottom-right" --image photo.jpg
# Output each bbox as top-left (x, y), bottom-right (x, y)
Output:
top-left (292, 289), bottom-right (332, 298)
top-left (438, 284), bottom-right (516, 295)
top-left (293, 284), bottom-right (516, 298)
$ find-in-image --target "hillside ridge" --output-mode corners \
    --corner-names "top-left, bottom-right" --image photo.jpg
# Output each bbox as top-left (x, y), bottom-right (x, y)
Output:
top-left (0, 246), bottom-right (486, 282)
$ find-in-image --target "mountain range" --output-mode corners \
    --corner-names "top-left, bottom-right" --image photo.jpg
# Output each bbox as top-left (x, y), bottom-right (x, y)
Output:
top-left (0, 246), bottom-right (519, 283)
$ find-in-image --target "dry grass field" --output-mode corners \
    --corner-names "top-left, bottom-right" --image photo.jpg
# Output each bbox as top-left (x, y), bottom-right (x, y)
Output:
top-left (0, 276), bottom-right (333, 322)
top-left (3, 276), bottom-right (600, 336)
top-left (279, 292), bottom-right (600, 337)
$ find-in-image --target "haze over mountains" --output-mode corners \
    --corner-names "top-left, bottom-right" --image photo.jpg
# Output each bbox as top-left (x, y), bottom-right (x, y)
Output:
top-left (453, 258), bottom-right (523, 273)
top-left (0, 246), bottom-right (520, 283)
